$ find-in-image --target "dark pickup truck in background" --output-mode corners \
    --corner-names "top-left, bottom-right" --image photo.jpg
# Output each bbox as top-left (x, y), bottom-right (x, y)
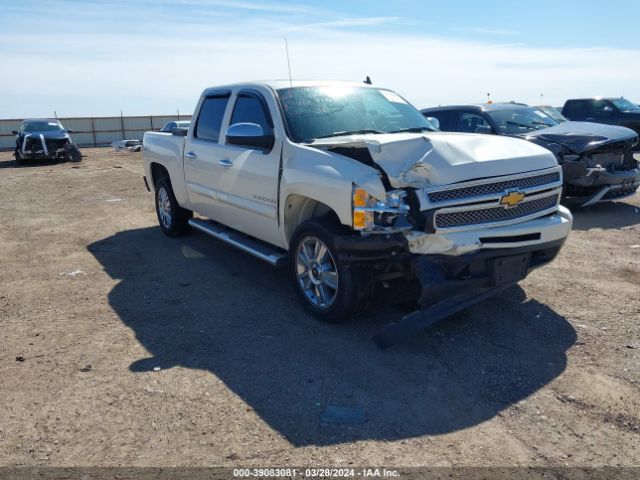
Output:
top-left (562, 98), bottom-right (640, 146)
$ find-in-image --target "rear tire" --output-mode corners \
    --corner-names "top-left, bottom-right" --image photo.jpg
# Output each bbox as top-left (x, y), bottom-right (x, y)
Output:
top-left (154, 177), bottom-right (192, 237)
top-left (289, 220), bottom-right (373, 323)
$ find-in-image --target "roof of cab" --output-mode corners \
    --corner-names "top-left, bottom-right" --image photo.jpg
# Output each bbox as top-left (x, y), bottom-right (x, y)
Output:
top-left (22, 118), bottom-right (60, 123)
top-left (201, 80), bottom-right (380, 96)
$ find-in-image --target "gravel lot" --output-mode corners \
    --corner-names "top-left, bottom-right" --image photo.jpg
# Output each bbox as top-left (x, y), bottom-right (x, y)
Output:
top-left (0, 147), bottom-right (638, 467)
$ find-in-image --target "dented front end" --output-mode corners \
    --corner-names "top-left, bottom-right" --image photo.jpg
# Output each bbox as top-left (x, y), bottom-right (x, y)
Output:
top-left (522, 122), bottom-right (640, 206)
top-left (18, 133), bottom-right (72, 160)
top-left (311, 132), bottom-right (571, 258)
top-left (307, 132), bottom-right (574, 347)
top-left (560, 148), bottom-right (640, 206)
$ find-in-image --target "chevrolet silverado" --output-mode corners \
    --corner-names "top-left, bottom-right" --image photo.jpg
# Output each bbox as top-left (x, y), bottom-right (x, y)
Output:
top-left (143, 81), bottom-right (573, 347)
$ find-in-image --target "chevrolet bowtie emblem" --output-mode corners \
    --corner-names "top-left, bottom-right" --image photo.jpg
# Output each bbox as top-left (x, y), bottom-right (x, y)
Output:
top-left (500, 190), bottom-right (526, 208)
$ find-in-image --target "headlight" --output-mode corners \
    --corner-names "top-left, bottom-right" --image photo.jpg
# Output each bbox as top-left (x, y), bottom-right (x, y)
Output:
top-left (352, 185), bottom-right (410, 232)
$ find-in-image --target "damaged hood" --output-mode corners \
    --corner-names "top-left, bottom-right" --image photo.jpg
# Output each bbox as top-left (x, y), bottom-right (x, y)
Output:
top-left (310, 132), bottom-right (557, 188)
top-left (518, 121), bottom-right (638, 154)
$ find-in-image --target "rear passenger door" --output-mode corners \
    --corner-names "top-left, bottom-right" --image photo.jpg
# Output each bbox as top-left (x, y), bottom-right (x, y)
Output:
top-left (183, 92), bottom-right (231, 221)
top-left (212, 90), bottom-right (282, 245)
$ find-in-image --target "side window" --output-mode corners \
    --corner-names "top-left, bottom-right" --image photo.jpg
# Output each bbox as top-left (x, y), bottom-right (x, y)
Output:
top-left (592, 99), bottom-right (614, 115)
top-left (230, 94), bottom-right (273, 133)
top-left (457, 112), bottom-right (491, 133)
top-left (563, 101), bottom-right (582, 117)
top-left (426, 111), bottom-right (456, 131)
top-left (195, 95), bottom-right (230, 142)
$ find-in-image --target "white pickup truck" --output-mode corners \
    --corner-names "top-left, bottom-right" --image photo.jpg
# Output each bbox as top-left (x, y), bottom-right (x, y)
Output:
top-left (143, 81), bottom-right (573, 348)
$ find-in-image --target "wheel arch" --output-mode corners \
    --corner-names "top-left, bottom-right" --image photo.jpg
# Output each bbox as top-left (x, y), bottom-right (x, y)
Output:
top-left (283, 194), bottom-right (345, 246)
top-left (150, 162), bottom-right (170, 188)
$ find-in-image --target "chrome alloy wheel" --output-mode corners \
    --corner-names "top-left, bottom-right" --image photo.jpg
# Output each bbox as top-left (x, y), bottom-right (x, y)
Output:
top-left (295, 236), bottom-right (338, 309)
top-left (157, 186), bottom-right (172, 229)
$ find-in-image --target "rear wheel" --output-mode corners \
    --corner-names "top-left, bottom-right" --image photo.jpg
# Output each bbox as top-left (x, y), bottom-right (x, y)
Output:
top-left (289, 220), bottom-right (373, 323)
top-left (154, 177), bottom-right (192, 237)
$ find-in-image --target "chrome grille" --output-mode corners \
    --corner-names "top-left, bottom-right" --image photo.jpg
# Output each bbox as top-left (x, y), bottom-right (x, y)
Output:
top-left (428, 172), bottom-right (560, 203)
top-left (435, 194), bottom-right (559, 229)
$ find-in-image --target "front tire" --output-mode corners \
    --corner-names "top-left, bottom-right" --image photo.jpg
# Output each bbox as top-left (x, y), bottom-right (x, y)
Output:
top-left (69, 145), bottom-right (82, 162)
top-left (289, 220), bottom-right (373, 323)
top-left (14, 149), bottom-right (25, 166)
top-left (154, 177), bottom-right (192, 237)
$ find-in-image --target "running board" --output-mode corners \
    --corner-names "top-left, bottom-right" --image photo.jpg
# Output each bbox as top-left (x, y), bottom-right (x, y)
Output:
top-left (188, 218), bottom-right (287, 267)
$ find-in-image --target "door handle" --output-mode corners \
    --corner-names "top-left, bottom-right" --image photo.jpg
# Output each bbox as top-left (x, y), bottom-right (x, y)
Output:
top-left (218, 159), bottom-right (233, 168)
top-left (185, 151), bottom-right (197, 159)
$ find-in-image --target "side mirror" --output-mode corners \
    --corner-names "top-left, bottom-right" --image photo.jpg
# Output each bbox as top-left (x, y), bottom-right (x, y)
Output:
top-left (66, 129), bottom-right (74, 133)
top-left (226, 123), bottom-right (274, 150)
top-left (425, 117), bottom-right (440, 130)
top-left (171, 127), bottom-right (188, 137)
top-left (475, 125), bottom-right (492, 134)
top-left (11, 130), bottom-right (18, 135)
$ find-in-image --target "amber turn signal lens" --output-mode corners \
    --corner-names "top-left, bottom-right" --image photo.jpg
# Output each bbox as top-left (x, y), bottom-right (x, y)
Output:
top-left (353, 187), bottom-right (369, 207)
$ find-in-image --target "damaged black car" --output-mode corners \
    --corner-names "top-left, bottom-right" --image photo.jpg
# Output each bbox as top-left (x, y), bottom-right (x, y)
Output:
top-left (421, 103), bottom-right (640, 207)
top-left (12, 119), bottom-right (82, 165)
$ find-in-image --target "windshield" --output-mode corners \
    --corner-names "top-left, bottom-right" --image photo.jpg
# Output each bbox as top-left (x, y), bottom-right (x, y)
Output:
top-left (536, 106), bottom-right (567, 123)
top-left (22, 121), bottom-right (64, 132)
top-left (609, 97), bottom-right (640, 112)
top-left (487, 107), bottom-right (558, 134)
top-left (276, 86), bottom-right (435, 143)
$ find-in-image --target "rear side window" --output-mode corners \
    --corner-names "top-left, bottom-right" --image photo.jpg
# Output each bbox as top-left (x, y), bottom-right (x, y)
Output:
top-left (424, 110), bottom-right (457, 131)
top-left (457, 112), bottom-right (491, 133)
top-left (230, 94), bottom-right (273, 133)
top-left (195, 96), bottom-right (230, 141)
top-left (563, 100), bottom-right (587, 117)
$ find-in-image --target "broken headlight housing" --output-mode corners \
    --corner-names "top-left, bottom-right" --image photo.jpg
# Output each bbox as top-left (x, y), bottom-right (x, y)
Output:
top-left (352, 185), bottom-right (411, 233)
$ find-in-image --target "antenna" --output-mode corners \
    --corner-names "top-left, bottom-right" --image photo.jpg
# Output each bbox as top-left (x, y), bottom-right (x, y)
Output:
top-left (284, 38), bottom-right (293, 88)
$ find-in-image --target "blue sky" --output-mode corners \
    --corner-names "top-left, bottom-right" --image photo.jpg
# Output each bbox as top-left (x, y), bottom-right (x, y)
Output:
top-left (1, 0), bottom-right (639, 117)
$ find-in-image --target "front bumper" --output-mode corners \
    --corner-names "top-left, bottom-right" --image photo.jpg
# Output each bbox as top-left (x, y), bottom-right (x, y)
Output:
top-left (372, 238), bottom-right (566, 349)
top-left (334, 207), bottom-right (572, 263)
top-left (563, 161), bottom-right (640, 206)
top-left (412, 238), bottom-right (564, 307)
top-left (20, 149), bottom-right (68, 160)
top-left (332, 208), bottom-right (572, 349)
top-left (406, 206), bottom-right (573, 256)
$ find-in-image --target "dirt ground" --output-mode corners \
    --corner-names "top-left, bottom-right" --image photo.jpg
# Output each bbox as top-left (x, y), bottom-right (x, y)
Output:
top-left (0, 147), bottom-right (638, 468)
